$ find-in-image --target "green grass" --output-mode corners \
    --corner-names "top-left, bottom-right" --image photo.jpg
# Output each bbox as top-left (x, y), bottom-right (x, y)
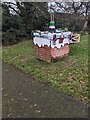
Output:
top-left (2, 35), bottom-right (89, 104)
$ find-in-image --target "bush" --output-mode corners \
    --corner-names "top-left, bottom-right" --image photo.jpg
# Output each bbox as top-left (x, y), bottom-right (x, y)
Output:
top-left (2, 28), bottom-right (23, 45)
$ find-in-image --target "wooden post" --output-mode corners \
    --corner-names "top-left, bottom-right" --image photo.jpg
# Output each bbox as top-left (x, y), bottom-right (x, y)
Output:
top-left (50, 13), bottom-right (54, 21)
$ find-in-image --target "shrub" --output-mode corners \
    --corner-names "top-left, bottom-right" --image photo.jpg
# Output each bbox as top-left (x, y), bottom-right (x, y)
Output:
top-left (2, 28), bottom-right (22, 45)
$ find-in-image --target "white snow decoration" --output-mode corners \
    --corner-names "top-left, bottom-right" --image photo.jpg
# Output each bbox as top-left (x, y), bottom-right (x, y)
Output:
top-left (47, 32), bottom-right (54, 40)
top-left (33, 31), bottom-right (72, 49)
top-left (33, 37), bottom-right (69, 49)
top-left (63, 31), bottom-right (72, 37)
top-left (47, 32), bottom-right (62, 40)
top-left (49, 26), bottom-right (55, 29)
top-left (33, 32), bottom-right (40, 36)
top-left (50, 38), bottom-right (69, 49)
top-left (51, 39), bottom-right (62, 48)
top-left (33, 37), bottom-right (50, 47)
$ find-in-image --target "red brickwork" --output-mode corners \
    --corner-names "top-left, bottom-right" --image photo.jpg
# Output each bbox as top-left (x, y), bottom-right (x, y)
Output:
top-left (51, 45), bottom-right (69, 59)
top-left (35, 44), bottom-right (69, 62)
top-left (35, 45), bottom-right (52, 63)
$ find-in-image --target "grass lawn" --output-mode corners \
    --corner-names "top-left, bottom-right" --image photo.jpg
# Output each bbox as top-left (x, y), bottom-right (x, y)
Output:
top-left (2, 35), bottom-right (89, 104)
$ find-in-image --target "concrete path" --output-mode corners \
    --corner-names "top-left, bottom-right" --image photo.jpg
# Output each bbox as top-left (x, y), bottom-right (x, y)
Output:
top-left (2, 62), bottom-right (88, 118)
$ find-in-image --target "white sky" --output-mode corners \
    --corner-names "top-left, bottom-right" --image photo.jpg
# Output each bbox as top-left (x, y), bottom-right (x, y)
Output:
top-left (1, 0), bottom-right (90, 2)
top-left (1, 0), bottom-right (90, 15)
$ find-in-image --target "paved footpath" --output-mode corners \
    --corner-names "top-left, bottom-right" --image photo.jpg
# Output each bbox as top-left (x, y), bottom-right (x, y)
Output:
top-left (2, 62), bottom-right (88, 118)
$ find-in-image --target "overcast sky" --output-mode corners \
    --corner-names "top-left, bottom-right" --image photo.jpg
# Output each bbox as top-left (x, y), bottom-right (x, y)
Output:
top-left (2, 0), bottom-right (90, 15)
top-left (1, 0), bottom-right (90, 2)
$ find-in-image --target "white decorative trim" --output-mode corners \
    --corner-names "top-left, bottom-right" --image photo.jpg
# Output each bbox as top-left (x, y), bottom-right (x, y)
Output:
top-left (33, 37), bottom-right (50, 47)
top-left (33, 31), bottom-right (72, 48)
top-left (33, 37), bottom-right (70, 49)
top-left (49, 26), bottom-right (55, 29)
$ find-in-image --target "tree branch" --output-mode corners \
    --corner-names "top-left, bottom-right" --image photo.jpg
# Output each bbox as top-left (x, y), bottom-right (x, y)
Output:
top-left (3, 2), bottom-right (17, 6)
top-left (8, 5), bottom-right (21, 15)
top-left (30, 2), bottom-right (48, 17)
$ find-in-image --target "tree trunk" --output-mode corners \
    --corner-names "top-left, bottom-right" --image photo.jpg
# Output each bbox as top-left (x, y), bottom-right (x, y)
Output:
top-left (81, 17), bottom-right (88, 33)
